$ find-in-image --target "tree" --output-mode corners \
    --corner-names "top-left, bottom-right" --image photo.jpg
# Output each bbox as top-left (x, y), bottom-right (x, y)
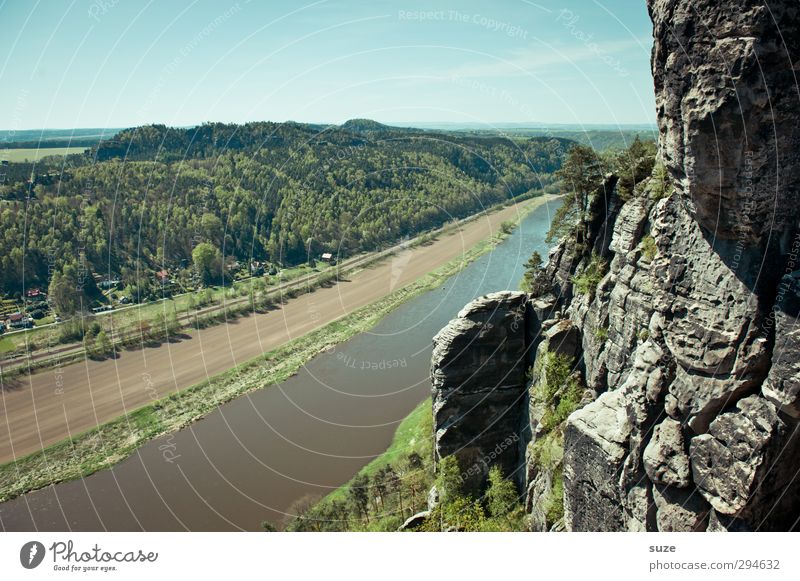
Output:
top-left (200, 212), bottom-right (223, 244)
top-left (547, 145), bottom-right (603, 244)
top-left (485, 466), bottom-right (518, 519)
top-left (95, 330), bottom-right (113, 357)
top-left (192, 242), bottom-right (223, 285)
top-left (615, 136), bottom-right (656, 199)
top-left (435, 455), bottom-right (463, 506)
top-left (520, 250), bottom-right (550, 296)
top-left (48, 262), bottom-right (101, 316)
top-left (348, 474), bottom-right (371, 523)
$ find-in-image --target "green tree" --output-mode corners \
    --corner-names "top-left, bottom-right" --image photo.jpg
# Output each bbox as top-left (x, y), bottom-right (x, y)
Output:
top-left (520, 250), bottom-right (549, 296)
top-left (95, 330), bottom-right (113, 357)
top-left (547, 144), bottom-right (603, 244)
top-left (485, 466), bottom-right (518, 519)
top-left (435, 455), bottom-right (463, 506)
top-left (48, 262), bottom-right (100, 315)
top-left (348, 474), bottom-right (371, 523)
top-left (615, 136), bottom-right (657, 199)
top-left (192, 242), bottom-right (222, 285)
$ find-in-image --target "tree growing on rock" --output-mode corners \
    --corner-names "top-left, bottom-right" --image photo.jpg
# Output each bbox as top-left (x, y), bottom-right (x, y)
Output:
top-left (547, 144), bottom-right (603, 245)
top-left (520, 250), bottom-right (550, 296)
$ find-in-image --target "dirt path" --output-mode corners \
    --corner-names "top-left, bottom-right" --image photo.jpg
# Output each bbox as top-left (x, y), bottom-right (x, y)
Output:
top-left (0, 196), bottom-right (554, 464)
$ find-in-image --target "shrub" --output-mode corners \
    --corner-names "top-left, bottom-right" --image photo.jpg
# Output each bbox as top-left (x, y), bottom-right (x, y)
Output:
top-left (572, 253), bottom-right (607, 296)
top-left (647, 161), bottom-right (673, 201)
top-left (640, 234), bottom-right (657, 262)
top-left (544, 469), bottom-right (565, 525)
top-left (532, 351), bottom-right (583, 433)
top-left (485, 466), bottom-right (519, 519)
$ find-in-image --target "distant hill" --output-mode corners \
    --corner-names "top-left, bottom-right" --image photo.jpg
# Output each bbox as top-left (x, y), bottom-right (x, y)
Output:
top-left (0, 127), bottom-right (122, 149)
top-left (0, 119), bottom-right (573, 297)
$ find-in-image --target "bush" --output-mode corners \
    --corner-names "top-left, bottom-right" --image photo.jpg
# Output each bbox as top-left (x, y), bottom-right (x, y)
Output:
top-left (532, 351), bottom-right (582, 433)
top-left (572, 252), bottom-right (607, 296)
top-left (647, 161), bottom-right (673, 201)
top-left (485, 466), bottom-right (519, 519)
top-left (544, 469), bottom-right (565, 525)
top-left (640, 234), bottom-right (657, 262)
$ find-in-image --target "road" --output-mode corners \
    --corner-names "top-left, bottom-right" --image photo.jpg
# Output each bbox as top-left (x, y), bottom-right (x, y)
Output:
top-left (0, 196), bottom-right (554, 464)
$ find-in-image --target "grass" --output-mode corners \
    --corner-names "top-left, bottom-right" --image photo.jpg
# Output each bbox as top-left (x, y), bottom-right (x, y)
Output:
top-left (571, 252), bottom-right (607, 297)
top-left (320, 398), bottom-right (433, 507)
top-left (0, 337), bottom-right (15, 354)
top-left (640, 233), bottom-right (657, 262)
top-left (1, 147), bottom-right (87, 162)
top-left (0, 200), bottom-right (533, 503)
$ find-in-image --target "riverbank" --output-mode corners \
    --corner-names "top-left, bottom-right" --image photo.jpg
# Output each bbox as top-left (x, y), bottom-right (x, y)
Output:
top-left (0, 195), bottom-right (554, 504)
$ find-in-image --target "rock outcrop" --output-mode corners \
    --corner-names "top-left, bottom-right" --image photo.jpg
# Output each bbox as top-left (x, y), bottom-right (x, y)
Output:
top-left (428, 0), bottom-right (800, 531)
top-left (431, 291), bottom-right (531, 490)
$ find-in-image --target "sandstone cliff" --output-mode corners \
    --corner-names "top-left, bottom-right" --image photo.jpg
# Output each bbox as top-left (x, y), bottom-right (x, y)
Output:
top-left (429, 0), bottom-right (800, 531)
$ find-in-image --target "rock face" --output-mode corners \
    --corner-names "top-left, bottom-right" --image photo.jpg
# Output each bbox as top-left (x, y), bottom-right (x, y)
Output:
top-left (649, 0), bottom-right (800, 247)
top-left (428, 0), bottom-right (800, 531)
top-left (643, 419), bottom-right (690, 488)
top-left (431, 291), bottom-right (531, 489)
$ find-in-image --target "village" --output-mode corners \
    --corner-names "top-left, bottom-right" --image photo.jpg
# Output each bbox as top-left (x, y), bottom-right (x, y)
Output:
top-left (0, 253), bottom-right (338, 340)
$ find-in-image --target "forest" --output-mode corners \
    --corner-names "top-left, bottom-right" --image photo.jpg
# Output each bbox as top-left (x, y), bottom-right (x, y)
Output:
top-left (0, 120), bottom-right (570, 313)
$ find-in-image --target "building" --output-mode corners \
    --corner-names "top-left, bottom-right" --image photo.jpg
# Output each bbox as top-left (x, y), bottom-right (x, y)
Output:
top-left (7, 313), bottom-right (32, 329)
top-left (320, 252), bottom-right (336, 265)
top-left (155, 270), bottom-right (171, 285)
top-left (25, 288), bottom-right (44, 299)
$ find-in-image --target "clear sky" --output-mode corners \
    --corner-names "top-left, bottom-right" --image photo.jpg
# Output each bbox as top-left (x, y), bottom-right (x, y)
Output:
top-left (0, 0), bottom-right (656, 130)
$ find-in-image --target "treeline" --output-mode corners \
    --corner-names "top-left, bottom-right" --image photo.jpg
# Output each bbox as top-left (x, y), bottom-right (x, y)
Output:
top-left (0, 120), bottom-right (571, 304)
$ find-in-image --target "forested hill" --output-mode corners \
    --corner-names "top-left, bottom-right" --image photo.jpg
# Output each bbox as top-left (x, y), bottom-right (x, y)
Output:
top-left (0, 120), bottom-right (571, 302)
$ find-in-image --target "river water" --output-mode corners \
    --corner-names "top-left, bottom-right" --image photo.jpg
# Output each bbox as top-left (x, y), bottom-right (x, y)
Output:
top-left (0, 198), bottom-right (560, 531)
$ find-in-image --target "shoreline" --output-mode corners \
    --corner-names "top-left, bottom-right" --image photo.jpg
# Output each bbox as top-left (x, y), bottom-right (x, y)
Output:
top-left (0, 194), bottom-right (556, 504)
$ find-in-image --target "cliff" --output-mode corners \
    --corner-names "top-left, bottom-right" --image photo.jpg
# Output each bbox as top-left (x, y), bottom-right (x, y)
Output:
top-left (429, 0), bottom-right (800, 531)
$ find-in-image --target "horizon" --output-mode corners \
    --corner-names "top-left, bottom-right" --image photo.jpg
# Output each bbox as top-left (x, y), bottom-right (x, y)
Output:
top-left (0, 0), bottom-right (656, 130)
top-left (0, 119), bottom-right (659, 135)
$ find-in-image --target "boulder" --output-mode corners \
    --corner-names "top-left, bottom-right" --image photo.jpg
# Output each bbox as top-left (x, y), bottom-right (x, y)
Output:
top-left (643, 418), bottom-right (691, 487)
top-left (563, 389), bottom-right (631, 531)
top-left (689, 395), bottom-right (799, 528)
top-left (653, 485), bottom-right (710, 532)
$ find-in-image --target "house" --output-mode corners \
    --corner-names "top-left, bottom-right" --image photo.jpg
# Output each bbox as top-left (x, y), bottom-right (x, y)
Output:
top-left (98, 279), bottom-right (121, 290)
top-left (7, 313), bottom-right (32, 329)
top-left (25, 288), bottom-right (44, 299)
top-left (155, 270), bottom-right (171, 285)
top-left (320, 252), bottom-right (336, 265)
top-left (250, 261), bottom-right (264, 276)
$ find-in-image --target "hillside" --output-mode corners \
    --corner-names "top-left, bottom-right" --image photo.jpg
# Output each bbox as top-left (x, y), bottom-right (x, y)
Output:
top-left (0, 121), bottom-right (571, 308)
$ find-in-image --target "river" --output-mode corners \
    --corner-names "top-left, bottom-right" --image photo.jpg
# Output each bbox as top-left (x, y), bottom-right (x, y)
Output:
top-left (0, 198), bottom-right (560, 531)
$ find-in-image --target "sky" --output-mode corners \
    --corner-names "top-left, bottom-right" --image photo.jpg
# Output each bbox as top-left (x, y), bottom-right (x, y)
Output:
top-left (0, 0), bottom-right (656, 130)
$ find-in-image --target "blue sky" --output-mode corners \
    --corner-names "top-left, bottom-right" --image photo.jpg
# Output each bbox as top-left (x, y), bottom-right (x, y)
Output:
top-left (0, 0), bottom-right (656, 129)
